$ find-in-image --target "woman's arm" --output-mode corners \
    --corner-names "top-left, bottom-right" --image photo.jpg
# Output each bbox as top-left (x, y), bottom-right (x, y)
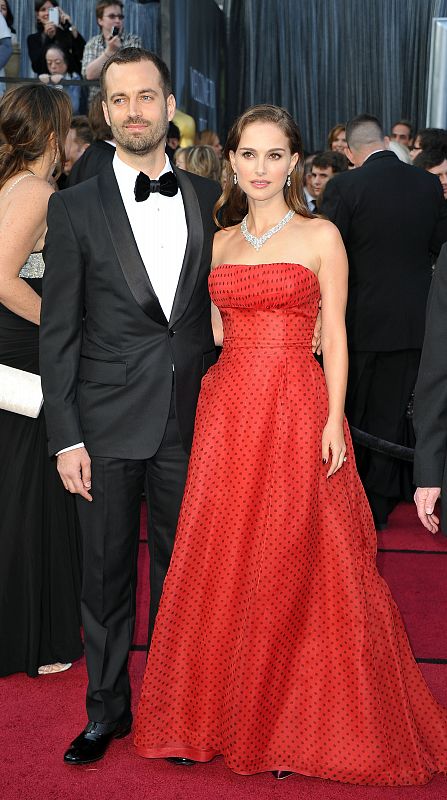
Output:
top-left (0, 179), bottom-right (53, 324)
top-left (317, 220), bottom-right (349, 476)
top-left (211, 302), bottom-right (223, 346)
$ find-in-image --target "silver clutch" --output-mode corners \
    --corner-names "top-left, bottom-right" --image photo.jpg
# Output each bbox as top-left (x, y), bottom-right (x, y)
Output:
top-left (0, 363), bottom-right (43, 418)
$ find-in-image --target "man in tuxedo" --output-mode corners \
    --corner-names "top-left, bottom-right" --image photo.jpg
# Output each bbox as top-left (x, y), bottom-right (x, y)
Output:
top-left (40, 48), bottom-right (220, 765)
top-left (413, 243), bottom-right (447, 537)
top-left (320, 114), bottom-right (447, 529)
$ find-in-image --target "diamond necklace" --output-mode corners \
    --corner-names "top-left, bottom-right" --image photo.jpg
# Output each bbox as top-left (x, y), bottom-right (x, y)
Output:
top-left (241, 209), bottom-right (295, 252)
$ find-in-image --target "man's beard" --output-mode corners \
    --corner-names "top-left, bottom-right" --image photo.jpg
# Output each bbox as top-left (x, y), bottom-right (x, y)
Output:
top-left (111, 108), bottom-right (169, 155)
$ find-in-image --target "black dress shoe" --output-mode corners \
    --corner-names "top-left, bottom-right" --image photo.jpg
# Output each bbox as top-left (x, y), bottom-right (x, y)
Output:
top-left (64, 720), bottom-right (132, 765)
top-left (166, 757), bottom-right (196, 766)
top-left (272, 770), bottom-right (293, 780)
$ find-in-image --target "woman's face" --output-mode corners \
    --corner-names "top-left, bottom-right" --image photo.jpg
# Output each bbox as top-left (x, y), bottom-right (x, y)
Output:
top-left (46, 48), bottom-right (67, 74)
top-left (331, 131), bottom-right (347, 153)
top-left (229, 121), bottom-right (298, 201)
top-left (0, 1), bottom-right (8, 19)
top-left (37, 1), bottom-right (56, 24)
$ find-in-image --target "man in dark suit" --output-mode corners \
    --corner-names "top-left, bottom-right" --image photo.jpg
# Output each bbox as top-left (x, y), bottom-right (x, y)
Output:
top-left (320, 114), bottom-right (447, 529)
top-left (40, 48), bottom-right (220, 765)
top-left (413, 243), bottom-right (447, 537)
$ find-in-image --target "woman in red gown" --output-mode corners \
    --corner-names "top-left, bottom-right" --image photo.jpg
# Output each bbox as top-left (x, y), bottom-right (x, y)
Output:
top-left (134, 105), bottom-right (447, 785)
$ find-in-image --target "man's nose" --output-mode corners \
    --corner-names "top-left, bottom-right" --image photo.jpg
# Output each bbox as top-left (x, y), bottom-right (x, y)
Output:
top-left (128, 98), bottom-right (140, 117)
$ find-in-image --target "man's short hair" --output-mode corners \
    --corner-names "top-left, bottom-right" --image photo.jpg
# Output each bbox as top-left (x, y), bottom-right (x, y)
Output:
top-left (392, 119), bottom-right (413, 138)
top-left (346, 114), bottom-right (384, 150)
top-left (312, 150), bottom-right (349, 173)
top-left (416, 128), bottom-right (447, 154)
top-left (96, 1), bottom-right (123, 20)
top-left (70, 115), bottom-right (94, 147)
top-left (413, 149), bottom-right (446, 171)
top-left (100, 47), bottom-right (172, 100)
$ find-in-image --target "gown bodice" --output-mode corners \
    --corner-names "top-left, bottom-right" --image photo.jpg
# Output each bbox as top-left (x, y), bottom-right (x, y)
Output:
top-left (209, 262), bottom-right (320, 351)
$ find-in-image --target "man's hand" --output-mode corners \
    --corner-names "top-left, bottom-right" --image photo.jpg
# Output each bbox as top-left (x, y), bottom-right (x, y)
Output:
top-left (414, 487), bottom-right (441, 533)
top-left (105, 35), bottom-right (121, 56)
top-left (57, 446), bottom-right (92, 502)
top-left (312, 304), bottom-right (322, 355)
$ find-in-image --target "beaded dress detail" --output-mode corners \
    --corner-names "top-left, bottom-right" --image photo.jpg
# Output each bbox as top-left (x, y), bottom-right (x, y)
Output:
top-left (134, 263), bottom-right (447, 785)
top-left (19, 252), bottom-right (45, 279)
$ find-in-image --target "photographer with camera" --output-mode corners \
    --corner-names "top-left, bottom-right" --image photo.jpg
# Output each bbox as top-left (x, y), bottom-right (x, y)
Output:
top-left (27, 1), bottom-right (85, 76)
top-left (82, 2), bottom-right (141, 104)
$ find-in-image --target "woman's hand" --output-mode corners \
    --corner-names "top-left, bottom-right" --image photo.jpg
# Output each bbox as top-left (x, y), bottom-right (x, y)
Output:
top-left (322, 419), bottom-right (346, 478)
top-left (43, 21), bottom-right (57, 38)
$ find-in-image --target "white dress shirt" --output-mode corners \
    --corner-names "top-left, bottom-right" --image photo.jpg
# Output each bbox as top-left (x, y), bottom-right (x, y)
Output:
top-left (57, 152), bottom-right (187, 455)
top-left (113, 152), bottom-right (187, 320)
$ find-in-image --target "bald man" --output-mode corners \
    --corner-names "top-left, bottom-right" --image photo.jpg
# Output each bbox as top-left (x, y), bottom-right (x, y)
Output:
top-left (320, 114), bottom-right (447, 529)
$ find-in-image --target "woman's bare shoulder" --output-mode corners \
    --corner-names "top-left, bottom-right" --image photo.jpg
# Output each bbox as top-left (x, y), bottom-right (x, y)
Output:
top-left (297, 214), bottom-right (342, 243)
top-left (1, 174), bottom-right (54, 208)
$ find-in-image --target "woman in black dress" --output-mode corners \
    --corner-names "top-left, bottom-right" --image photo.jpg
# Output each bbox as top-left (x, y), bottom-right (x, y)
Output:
top-left (0, 84), bottom-right (83, 676)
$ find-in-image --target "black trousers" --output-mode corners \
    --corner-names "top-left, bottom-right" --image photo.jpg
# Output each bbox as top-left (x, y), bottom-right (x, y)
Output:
top-left (75, 408), bottom-right (189, 725)
top-left (346, 349), bottom-right (420, 523)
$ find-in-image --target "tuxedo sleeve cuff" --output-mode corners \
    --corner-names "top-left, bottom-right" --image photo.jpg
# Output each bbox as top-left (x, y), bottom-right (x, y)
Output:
top-left (56, 442), bottom-right (85, 455)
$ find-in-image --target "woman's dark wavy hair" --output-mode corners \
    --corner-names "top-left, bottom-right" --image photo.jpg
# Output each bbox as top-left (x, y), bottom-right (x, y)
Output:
top-left (35, 0), bottom-right (58, 32)
top-left (214, 104), bottom-right (313, 228)
top-left (0, 84), bottom-right (72, 189)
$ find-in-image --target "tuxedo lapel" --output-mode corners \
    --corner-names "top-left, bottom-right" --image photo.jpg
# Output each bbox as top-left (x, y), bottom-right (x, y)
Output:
top-left (169, 167), bottom-right (204, 327)
top-left (97, 163), bottom-right (168, 326)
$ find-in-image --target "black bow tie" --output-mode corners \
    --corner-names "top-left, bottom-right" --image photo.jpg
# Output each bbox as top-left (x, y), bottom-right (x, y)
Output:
top-left (134, 171), bottom-right (178, 202)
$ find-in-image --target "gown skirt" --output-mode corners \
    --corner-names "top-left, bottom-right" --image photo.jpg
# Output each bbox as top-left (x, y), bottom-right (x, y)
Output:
top-left (0, 279), bottom-right (83, 677)
top-left (134, 263), bottom-right (447, 785)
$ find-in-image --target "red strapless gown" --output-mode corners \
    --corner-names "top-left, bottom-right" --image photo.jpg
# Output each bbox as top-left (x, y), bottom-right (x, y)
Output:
top-left (134, 263), bottom-right (447, 785)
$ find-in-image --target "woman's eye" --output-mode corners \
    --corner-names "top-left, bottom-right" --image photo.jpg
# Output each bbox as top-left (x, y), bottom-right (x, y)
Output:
top-left (269, 152), bottom-right (281, 159)
top-left (240, 151), bottom-right (254, 158)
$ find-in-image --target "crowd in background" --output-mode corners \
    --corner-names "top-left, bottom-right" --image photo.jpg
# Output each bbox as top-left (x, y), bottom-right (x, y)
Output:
top-left (2, 2), bottom-right (447, 683)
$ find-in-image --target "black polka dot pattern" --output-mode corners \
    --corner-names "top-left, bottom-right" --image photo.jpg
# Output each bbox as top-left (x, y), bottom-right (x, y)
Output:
top-left (134, 264), bottom-right (447, 785)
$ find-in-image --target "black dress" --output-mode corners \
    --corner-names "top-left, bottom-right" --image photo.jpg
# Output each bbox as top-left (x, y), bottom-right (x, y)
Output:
top-left (0, 254), bottom-right (82, 677)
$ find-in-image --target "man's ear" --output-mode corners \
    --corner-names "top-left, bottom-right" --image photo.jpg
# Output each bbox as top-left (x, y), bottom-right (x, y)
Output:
top-left (102, 100), bottom-right (110, 127)
top-left (345, 146), bottom-right (355, 165)
top-left (383, 136), bottom-right (390, 150)
top-left (167, 94), bottom-right (176, 122)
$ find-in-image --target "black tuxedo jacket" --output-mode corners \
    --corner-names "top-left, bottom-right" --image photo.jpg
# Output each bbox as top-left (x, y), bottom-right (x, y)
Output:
top-left (67, 140), bottom-right (115, 187)
top-left (40, 163), bottom-right (220, 459)
top-left (413, 243), bottom-right (447, 534)
top-left (320, 151), bottom-right (447, 351)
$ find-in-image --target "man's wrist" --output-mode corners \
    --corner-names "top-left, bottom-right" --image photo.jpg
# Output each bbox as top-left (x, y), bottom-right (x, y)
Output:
top-left (56, 442), bottom-right (85, 456)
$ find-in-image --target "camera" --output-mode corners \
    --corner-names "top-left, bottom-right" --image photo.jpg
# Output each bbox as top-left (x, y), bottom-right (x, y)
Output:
top-left (62, 19), bottom-right (71, 31)
top-left (111, 26), bottom-right (120, 37)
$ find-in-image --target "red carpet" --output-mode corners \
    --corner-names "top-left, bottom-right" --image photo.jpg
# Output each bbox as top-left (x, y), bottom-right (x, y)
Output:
top-left (1, 501), bottom-right (447, 800)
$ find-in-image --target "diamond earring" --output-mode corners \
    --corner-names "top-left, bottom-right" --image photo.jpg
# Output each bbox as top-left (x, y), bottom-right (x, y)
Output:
top-left (286, 174), bottom-right (291, 188)
top-left (233, 173), bottom-right (238, 185)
